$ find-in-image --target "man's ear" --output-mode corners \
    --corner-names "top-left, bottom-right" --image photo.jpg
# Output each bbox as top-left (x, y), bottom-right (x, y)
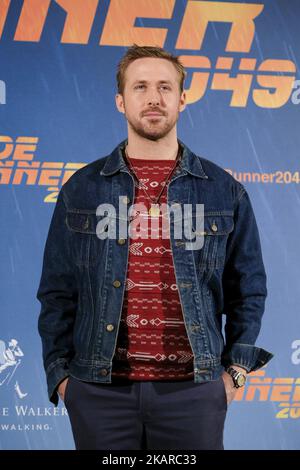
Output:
top-left (115, 93), bottom-right (125, 114)
top-left (179, 90), bottom-right (186, 112)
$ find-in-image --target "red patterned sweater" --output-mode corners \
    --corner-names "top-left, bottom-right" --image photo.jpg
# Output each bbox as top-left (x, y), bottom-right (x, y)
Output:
top-left (111, 156), bottom-right (194, 381)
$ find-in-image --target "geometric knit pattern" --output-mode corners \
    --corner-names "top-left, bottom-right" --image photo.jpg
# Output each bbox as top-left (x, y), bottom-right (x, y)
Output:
top-left (111, 156), bottom-right (194, 381)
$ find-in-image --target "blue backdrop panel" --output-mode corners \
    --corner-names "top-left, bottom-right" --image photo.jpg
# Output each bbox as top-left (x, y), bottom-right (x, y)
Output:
top-left (0, 0), bottom-right (299, 449)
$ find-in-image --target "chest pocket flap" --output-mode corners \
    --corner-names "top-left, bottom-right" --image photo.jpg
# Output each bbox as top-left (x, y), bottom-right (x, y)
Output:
top-left (201, 212), bottom-right (234, 236)
top-left (66, 211), bottom-right (98, 234)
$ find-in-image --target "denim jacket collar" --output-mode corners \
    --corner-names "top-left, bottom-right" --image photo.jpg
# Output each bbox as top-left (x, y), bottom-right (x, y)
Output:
top-left (100, 138), bottom-right (209, 180)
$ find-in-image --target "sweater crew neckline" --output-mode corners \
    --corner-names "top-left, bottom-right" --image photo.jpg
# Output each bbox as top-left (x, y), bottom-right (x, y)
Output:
top-left (127, 156), bottom-right (176, 162)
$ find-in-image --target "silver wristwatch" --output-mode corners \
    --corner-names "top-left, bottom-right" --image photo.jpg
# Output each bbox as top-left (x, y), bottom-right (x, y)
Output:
top-left (226, 367), bottom-right (247, 388)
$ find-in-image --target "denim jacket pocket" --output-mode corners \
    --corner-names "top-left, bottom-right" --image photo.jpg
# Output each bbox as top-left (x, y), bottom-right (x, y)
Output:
top-left (66, 209), bottom-right (108, 267)
top-left (196, 212), bottom-right (234, 272)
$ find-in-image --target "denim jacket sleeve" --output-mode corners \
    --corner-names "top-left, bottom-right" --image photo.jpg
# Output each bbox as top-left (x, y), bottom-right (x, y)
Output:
top-left (36, 188), bottom-right (77, 406)
top-left (221, 185), bottom-right (273, 372)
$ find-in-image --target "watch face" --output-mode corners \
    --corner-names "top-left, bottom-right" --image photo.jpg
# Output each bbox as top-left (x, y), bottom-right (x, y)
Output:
top-left (236, 374), bottom-right (246, 387)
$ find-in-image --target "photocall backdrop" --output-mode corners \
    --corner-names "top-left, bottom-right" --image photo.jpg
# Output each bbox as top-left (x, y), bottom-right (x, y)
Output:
top-left (0, 0), bottom-right (299, 450)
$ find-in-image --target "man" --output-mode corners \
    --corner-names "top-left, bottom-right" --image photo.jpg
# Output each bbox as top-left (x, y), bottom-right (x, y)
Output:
top-left (37, 45), bottom-right (273, 450)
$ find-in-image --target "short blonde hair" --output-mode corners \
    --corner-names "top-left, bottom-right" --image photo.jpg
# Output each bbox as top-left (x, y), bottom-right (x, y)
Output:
top-left (116, 44), bottom-right (186, 94)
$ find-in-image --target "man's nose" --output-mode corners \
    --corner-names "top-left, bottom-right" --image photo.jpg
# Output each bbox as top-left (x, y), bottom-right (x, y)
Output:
top-left (146, 87), bottom-right (161, 106)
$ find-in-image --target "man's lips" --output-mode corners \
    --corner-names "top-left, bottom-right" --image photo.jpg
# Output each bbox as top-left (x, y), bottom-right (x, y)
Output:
top-left (143, 112), bottom-right (164, 117)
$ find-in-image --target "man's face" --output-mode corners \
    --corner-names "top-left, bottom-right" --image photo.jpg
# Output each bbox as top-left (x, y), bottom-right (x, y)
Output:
top-left (116, 58), bottom-right (186, 141)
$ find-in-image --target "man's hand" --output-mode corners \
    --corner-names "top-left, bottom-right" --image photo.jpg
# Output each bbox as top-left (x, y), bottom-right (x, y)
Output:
top-left (57, 377), bottom-right (69, 402)
top-left (221, 366), bottom-right (247, 405)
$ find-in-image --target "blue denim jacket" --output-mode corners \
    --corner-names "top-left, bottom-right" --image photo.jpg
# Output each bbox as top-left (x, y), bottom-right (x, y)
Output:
top-left (37, 139), bottom-right (273, 405)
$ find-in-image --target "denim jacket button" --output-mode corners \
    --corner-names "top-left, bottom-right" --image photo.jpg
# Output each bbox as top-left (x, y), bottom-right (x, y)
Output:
top-left (100, 368), bottom-right (108, 376)
top-left (211, 223), bottom-right (218, 232)
top-left (122, 196), bottom-right (130, 204)
top-left (113, 280), bottom-right (121, 287)
top-left (117, 238), bottom-right (126, 245)
top-left (106, 324), bottom-right (115, 332)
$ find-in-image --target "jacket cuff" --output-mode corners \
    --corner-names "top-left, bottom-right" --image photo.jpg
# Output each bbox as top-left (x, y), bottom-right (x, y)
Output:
top-left (221, 343), bottom-right (274, 373)
top-left (46, 358), bottom-right (70, 406)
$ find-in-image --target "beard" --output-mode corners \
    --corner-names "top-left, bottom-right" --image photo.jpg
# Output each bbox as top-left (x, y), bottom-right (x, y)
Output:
top-left (125, 108), bottom-right (180, 141)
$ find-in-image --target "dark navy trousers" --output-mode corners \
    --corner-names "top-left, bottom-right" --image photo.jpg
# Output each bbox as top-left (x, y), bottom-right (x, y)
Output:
top-left (64, 375), bottom-right (227, 450)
